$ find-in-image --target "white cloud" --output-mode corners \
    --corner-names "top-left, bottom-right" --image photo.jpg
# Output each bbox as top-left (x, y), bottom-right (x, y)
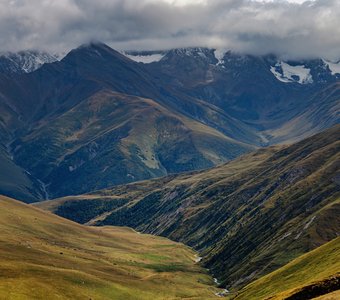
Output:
top-left (157, 0), bottom-right (208, 6)
top-left (252, 0), bottom-right (310, 3)
top-left (0, 0), bottom-right (339, 60)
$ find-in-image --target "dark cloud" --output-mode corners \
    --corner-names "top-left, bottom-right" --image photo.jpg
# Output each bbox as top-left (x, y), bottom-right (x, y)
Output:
top-left (1, 0), bottom-right (339, 59)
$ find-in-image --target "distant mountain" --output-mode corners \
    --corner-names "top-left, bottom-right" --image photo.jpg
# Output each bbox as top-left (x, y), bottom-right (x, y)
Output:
top-left (0, 43), bottom-right (255, 199)
top-left (142, 48), bottom-right (340, 134)
top-left (126, 47), bottom-right (340, 84)
top-left (38, 125), bottom-right (340, 289)
top-left (126, 48), bottom-right (340, 145)
top-left (0, 50), bottom-right (58, 74)
top-left (0, 42), bottom-right (339, 199)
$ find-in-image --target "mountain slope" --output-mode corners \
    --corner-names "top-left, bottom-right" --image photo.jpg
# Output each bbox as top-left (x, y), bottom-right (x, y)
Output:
top-left (38, 124), bottom-right (340, 289)
top-left (266, 82), bottom-right (340, 144)
top-left (11, 89), bottom-right (253, 197)
top-left (0, 195), bottom-right (219, 299)
top-left (0, 146), bottom-right (45, 202)
top-left (235, 237), bottom-right (340, 300)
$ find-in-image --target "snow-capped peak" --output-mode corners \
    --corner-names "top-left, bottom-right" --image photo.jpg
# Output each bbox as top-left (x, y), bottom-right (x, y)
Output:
top-left (166, 47), bottom-right (217, 61)
top-left (0, 50), bottom-right (59, 74)
top-left (172, 47), bottom-right (208, 56)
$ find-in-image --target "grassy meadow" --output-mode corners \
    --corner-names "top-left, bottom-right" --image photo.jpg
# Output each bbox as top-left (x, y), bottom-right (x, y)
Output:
top-left (0, 195), bottom-right (220, 299)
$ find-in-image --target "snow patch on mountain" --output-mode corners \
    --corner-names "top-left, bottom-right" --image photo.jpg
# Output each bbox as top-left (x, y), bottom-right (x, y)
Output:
top-left (323, 59), bottom-right (340, 75)
top-left (270, 66), bottom-right (291, 83)
top-left (21, 53), bottom-right (55, 72)
top-left (172, 47), bottom-right (207, 57)
top-left (270, 61), bottom-right (313, 84)
top-left (123, 53), bottom-right (165, 64)
top-left (166, 47), bottom-right (219, 63)
top-left (214, 49), bottom-right (225, 65)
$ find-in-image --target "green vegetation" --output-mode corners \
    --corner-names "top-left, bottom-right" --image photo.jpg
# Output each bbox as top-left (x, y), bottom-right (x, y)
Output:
top-left (234, 237), bottom-right (340, 300)
top-left (0, 195), bottom-right (220, 299)
top-left (54, 197), bottom-right (128, 224)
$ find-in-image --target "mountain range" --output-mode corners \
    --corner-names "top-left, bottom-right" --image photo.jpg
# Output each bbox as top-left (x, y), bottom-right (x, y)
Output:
top-left (0, 42), bottom-right (339, 201)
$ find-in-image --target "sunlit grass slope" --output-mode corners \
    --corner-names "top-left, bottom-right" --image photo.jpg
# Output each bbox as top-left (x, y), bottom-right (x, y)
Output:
top-left (0, 195), bottom-right (219, 300)
top-left (235, 237), bottom-right (340, 300)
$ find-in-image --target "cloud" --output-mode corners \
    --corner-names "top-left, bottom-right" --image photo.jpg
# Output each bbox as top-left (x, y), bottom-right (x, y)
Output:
top-left (0, 0), bottom-right (339, 59)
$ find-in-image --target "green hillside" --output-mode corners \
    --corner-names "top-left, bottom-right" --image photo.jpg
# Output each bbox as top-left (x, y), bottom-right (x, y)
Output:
top-left (0, 195), bottom-right (220, 299)
top-left (38, 124), bottom-right (340, 289)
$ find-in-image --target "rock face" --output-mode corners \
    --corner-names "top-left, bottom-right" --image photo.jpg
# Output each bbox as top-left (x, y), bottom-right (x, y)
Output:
top-left (0, 42), bottom-right (339, 199)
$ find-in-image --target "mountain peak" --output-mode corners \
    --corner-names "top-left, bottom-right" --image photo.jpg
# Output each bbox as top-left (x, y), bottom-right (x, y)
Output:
top-left (78, 41), bottom-right (113, 52)
top-left (159, 47), bottom-right (218, 66)
top-left (59, 42), bottom-right (132, 68)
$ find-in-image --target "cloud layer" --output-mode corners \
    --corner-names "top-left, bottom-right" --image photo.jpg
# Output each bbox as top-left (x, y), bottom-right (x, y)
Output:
top-left (1, 0), bottom-right (340, 59)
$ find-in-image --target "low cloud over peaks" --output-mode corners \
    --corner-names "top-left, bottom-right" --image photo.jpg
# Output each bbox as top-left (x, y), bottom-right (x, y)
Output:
top-left (1, 0), bottom-right (340, 60)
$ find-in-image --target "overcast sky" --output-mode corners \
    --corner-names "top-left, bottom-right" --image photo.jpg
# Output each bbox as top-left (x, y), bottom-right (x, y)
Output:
top-left (1, 0), bottom-right (340, 59)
